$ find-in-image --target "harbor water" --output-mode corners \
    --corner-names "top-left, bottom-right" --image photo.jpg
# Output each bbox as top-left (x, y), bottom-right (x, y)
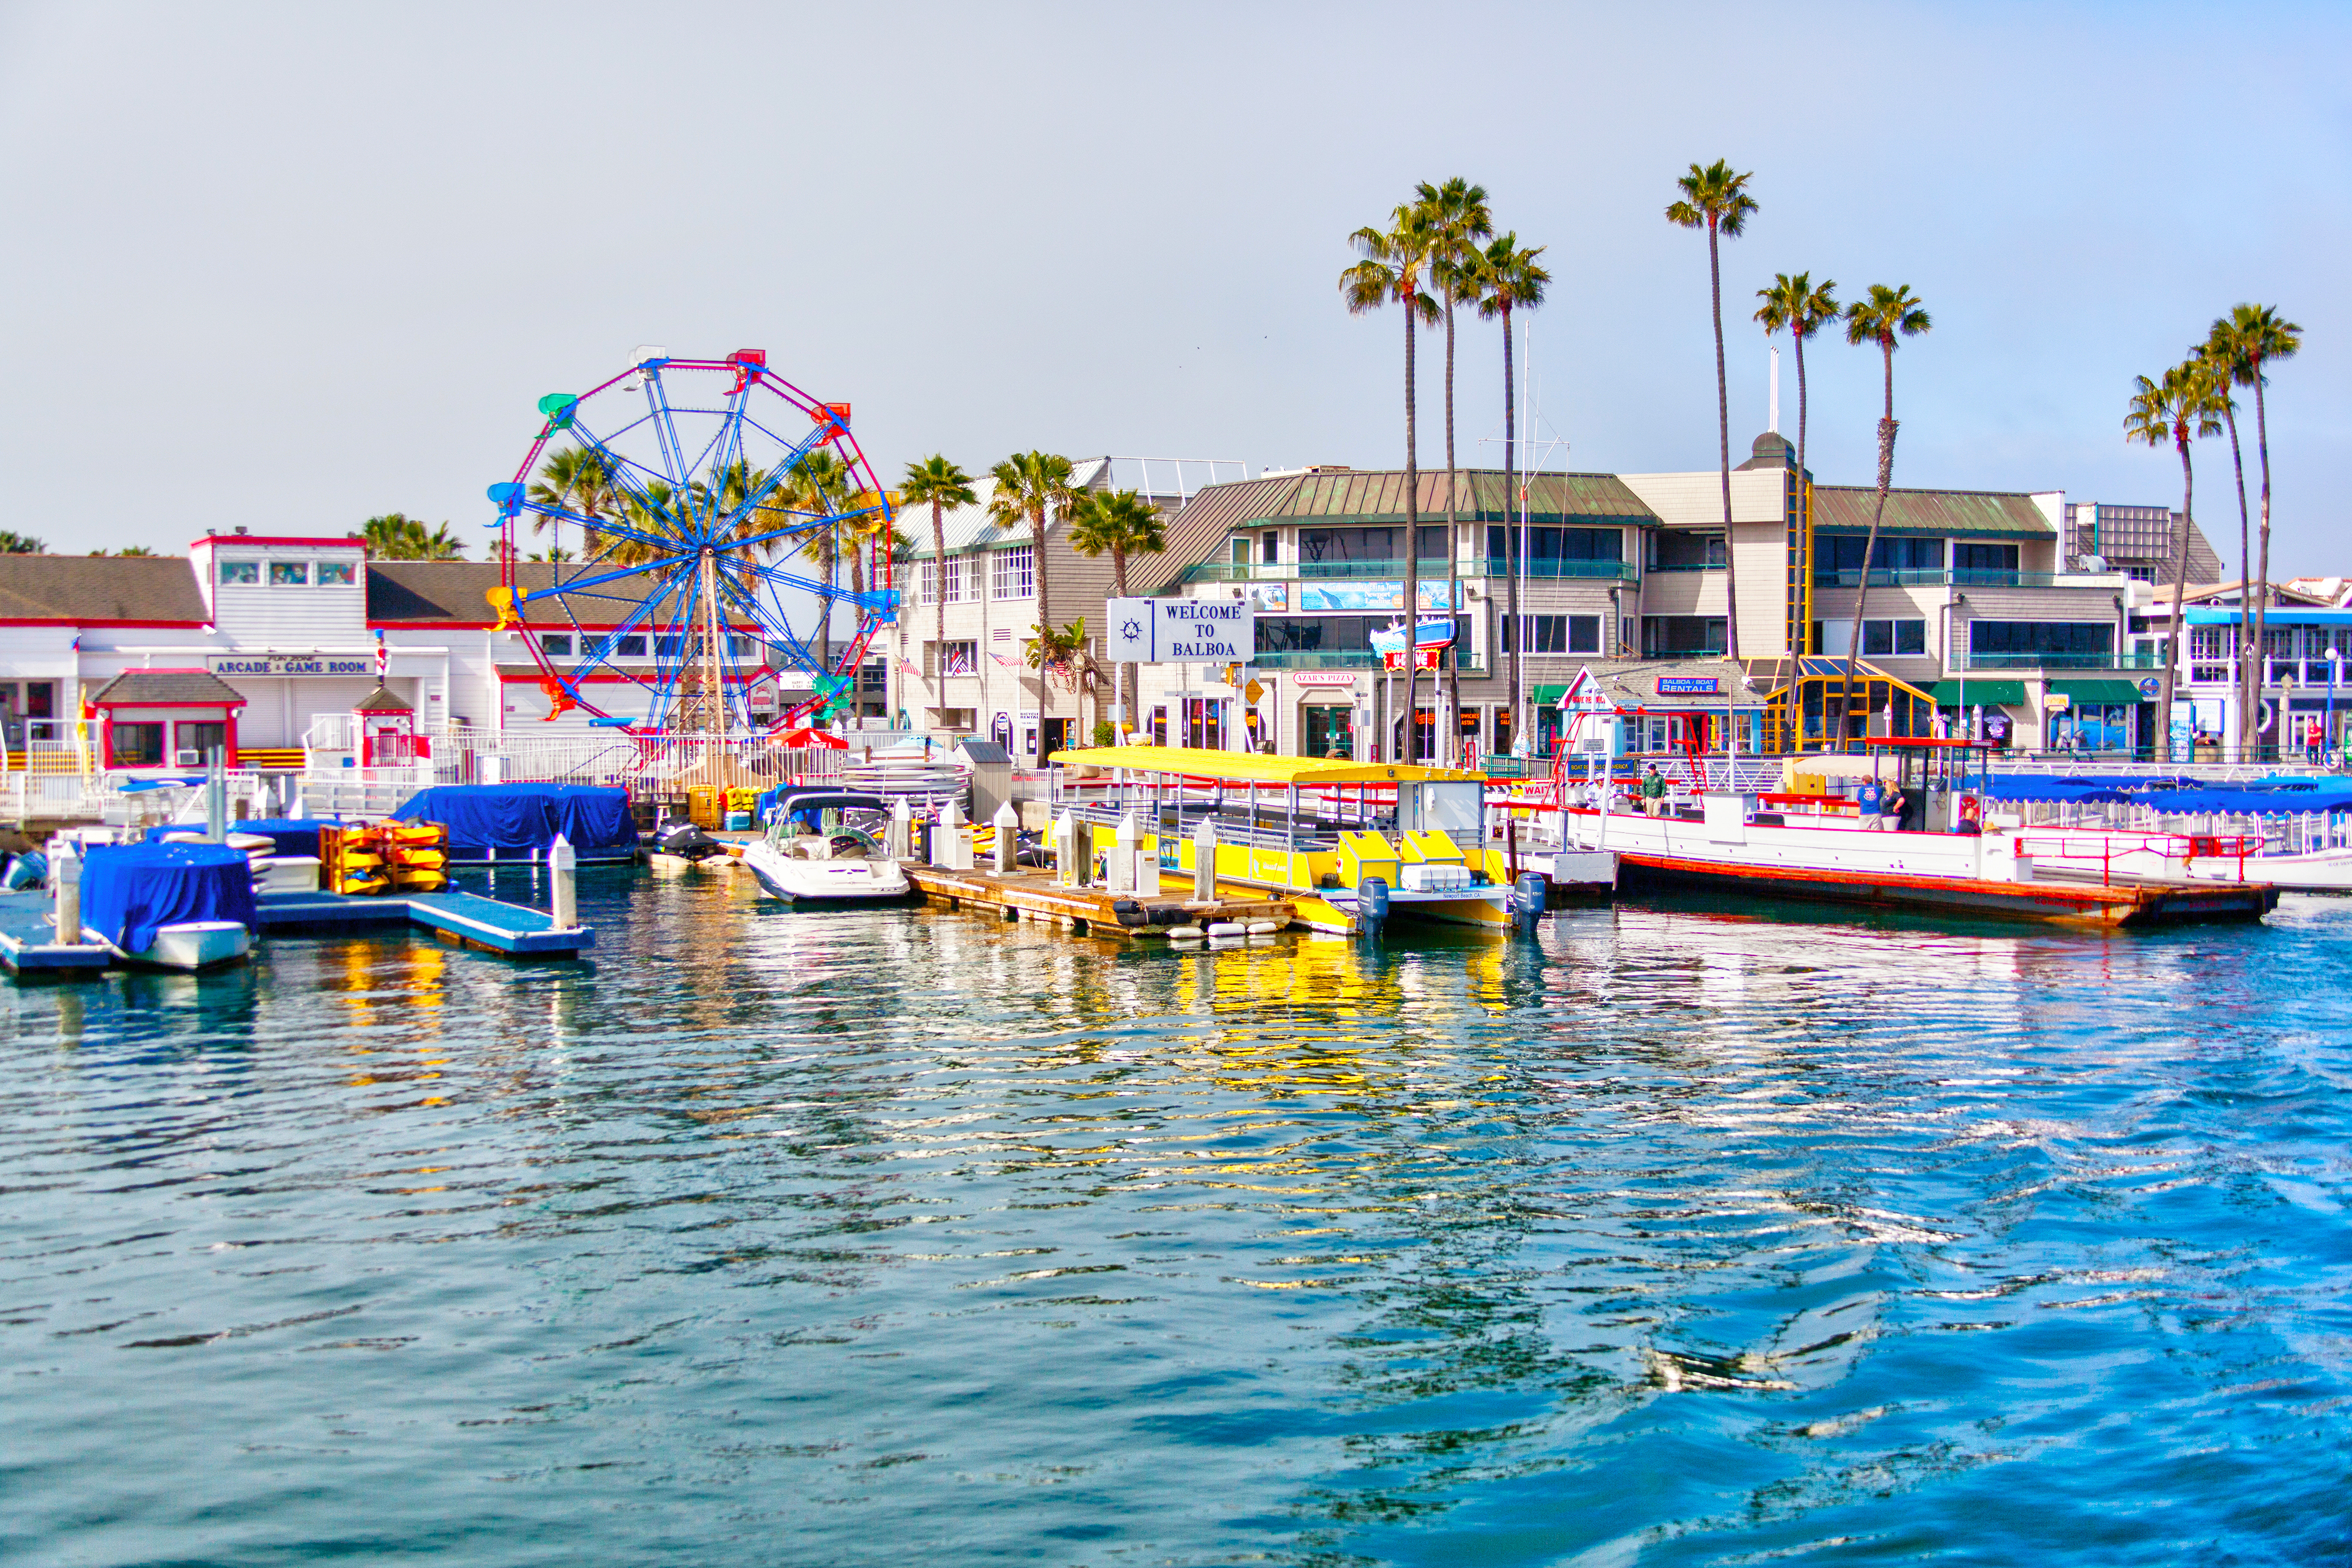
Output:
top-left (4, 870), bottom-right (2348, 1564)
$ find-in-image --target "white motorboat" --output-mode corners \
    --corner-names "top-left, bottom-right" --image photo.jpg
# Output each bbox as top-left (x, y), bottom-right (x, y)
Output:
top-left (90, 919), bottom-right (252, 971)
top-left (742, 821), bottom-right (910, 905)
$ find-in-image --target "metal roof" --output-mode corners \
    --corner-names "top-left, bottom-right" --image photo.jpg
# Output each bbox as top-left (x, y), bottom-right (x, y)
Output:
top-left (898, 457), bottom-right (1113, 559)
top-left (1181, 468), bottom-right (1658, 527)
top-left (1812, 486), bottom-right (2054, 538)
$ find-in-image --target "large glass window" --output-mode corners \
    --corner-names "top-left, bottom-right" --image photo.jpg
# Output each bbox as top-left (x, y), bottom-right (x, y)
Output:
top-left (991, 546), bottom-right (1034, 600)
top-left (1815, 535), bottom-right (1946, 581)
top-left (1862, 618), bottom-right (1929, 656)
top-left (174, 721), bottom-right (227, 763)
top-left (1953, 541), bottom-right (2021, 574)
top-left (1485, 526), bottom-right (1623, 571)
top-left (1500, 614), bottom-right (1600, 654)
top-left (217, 560), bottom-right (259, 585)
top-left (938, 640), bottom-right (977, 676)
top-left (1643, 616), bottom-right (1726, 657)
top-left (316, 560), bottom-right (356, 586)
top-left (1298, 527), bottom-right (1394, 563)
top-left (918, 559), bottom-right (938, 604)
top-left (616, 634), bottom-right (647, 658)
top-left (1968, 621), bottom-right (2112, 657)
top-left (1649, 529), bottom-right (1725, 569)
top-left (269, 561), bottom-right (309, 586)
top-left (540, 633), bottom-right (574, 656)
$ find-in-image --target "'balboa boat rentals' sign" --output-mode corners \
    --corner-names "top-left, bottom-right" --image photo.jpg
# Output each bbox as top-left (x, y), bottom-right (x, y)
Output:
top-left (1105, 598), bottom-right (1254, 664)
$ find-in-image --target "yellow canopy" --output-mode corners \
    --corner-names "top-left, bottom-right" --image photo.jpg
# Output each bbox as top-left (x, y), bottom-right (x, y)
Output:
top-left (1045, 745), bottom-right (1481, 787)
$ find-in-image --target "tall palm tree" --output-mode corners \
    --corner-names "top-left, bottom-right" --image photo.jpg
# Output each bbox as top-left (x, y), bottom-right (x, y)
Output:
top-left (1753, 271), bottom-right (1840, 697)
top-left (2198, 320), bottom-right (2258, 754)
top-left (2126, 358), bottom-right (2227, 757)
top-left (986, 452), bottom-right (1080, 730)
top-left (900, 455), bottom-right (977, 691)
top-left (2217, 303), bottom-right (2301, 757)
top-left (0, 531), bottom-right (48, 554)
top-left (1837, 284), bottom-right (1932, 734)
top-left (526, 445), bottom-right (624, 561)
top-left (1472, 232), bottom-right (1549, 746)
top-left (1417, 178), bottom-right (1494, 764)
top-left (1666, 159), bottom-right (1758, 666)
top-left (1067, 489), bottom-right (1167, 729)
top-left (1341, 201), bottom-right (1440, 761)
top-left (362, 513), bottom-right (465, 561)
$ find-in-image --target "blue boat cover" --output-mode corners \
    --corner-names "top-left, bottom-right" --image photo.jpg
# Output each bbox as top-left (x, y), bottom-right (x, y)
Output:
top-left (80, 842), bottom-right (256, 954)
top-left (390, 784), bottom-right (636, 857)
top-left (231, 818), bottom-right (342, 858)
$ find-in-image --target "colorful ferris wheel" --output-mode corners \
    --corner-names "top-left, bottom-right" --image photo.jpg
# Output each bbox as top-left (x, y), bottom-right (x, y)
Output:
top-left (484, 349), bottom-right (897, 733)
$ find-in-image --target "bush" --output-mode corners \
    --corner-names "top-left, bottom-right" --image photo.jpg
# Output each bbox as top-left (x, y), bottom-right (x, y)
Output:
top-left (1091, 720), bottom-right (1117, 748)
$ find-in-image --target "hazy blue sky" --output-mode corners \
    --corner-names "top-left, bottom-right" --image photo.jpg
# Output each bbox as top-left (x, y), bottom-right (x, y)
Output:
top-left (2, 2), bottom-right (2344, 572)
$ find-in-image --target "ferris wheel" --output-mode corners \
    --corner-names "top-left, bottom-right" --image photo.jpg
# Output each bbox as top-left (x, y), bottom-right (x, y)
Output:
top-left (484, 349), bottom-right (897, 733)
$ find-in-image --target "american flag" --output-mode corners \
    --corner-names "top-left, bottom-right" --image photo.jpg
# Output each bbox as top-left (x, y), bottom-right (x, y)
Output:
top-left (990, 651), bottom-right (1023, 668)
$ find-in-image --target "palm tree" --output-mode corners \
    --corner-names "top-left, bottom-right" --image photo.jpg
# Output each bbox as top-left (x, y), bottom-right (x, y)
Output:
top-left (1753, 271), bottom-right (1840, 695)
top-left (1417, 178), bottom-right (1494, 764)
top-left (790, 451), bottom-right (857, 673)
top-left (1067, 489), bottom-right (1168, 729)
top-left (1836, 284), bottom-right (1932, 735)
top-left (0, 532), bottom-right (46, 554)
top-left (986, 451), bottom-right (1080, 730)
top-left (2126, 358), bottom-right (2227, 757)
top-left (527, 445), bottom-right (624, 563)
top-left (2198, 320), bottom-right (2258, 754)
top-left (1341, 201), bottom-right (1441, 761)
top-left (2214, 303), bottom-right (2301, 758)
top-left (1471, 232), bottom-right (1549, 745)
top-left (900, 455), bottom-right (977, 690)
top-left (362, 514), bottom-right (465, 560)
top-left (1666, 159), bottom-right (1758, 665)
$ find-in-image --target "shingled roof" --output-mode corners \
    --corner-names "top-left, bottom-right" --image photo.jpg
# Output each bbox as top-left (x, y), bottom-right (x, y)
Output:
top-left (89, 670), bottom-right (248, 707)
top-left (367, 561), bottom-right (760, 628)
top-left (0, 556), bottom-right (209, 623)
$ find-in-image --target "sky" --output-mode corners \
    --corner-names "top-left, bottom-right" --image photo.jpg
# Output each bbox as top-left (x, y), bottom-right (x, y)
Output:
top-left (1, 1), bottom-right (2346, 575)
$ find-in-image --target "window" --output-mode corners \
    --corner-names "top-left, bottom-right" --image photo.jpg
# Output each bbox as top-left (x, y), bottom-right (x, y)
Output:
top-left (1504, 614), bottom-right (1595, 654)
top-left (1261, 532), bottom-right (1279, 564)
top-left (1486, 526), bottom-right (1624, 572)
top-left (655, 634), bottom-right (683, 657)
top-left (728, 635), bottom-right (758, 657)
top-left (1862, 618), bottom-right (1929, 656)
top-left (1954, 542), bottom-right (2021, 574)
top-left (217, 560), bottom-right (258, 585)
top-left (1649, 529), bottom-right (1726, 569)
top-left (616, 634), bottom-right (647, 658)
top-left (110, 721), bottom-right (164, 767)
top-left (946, 555), bottom-right (974, 603)
top-left (1298, 527), bottom-right (1394, 563)
top-left (1568, 614), bottom-right (1602, 654)
top-left (992, 545), bottom-right (1034, 600)
top-left (1231, 536), bottom-right (1251, 567)
top-left (1969, 621), bottom-right (2113, 658)
top-left (1815, 535), bottom-right (1945, 581)
top-left (919, 559), bottom-right (938, 604)
top-left (939, 640), bottom-right (977, 676)
top-left (1643, 616), bottom-right (1726, 657)
top-left (174, 721), bottom-right (227, 764)
top-left (540, 633), bottom-right (574, 656)
top-left (316, 561), bottom-right (356, 586)
top-left (269, 561), bottom-right (309, 586)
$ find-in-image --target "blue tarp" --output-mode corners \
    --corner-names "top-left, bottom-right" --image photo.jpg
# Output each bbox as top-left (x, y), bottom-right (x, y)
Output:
top-left (390, 784), bottom-right (637, 859)
top-left (79, 842), bottom-right (256, 953)
top-left (230, 818), bottom-right (342, 857)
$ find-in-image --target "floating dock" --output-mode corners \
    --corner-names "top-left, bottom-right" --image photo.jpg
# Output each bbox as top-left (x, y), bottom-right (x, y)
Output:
top-left (901, 863), bottom-right (1292, 941)
top-left (0, 892), bottom-right (116, 978)
top-left (255, 890), bottom-right (594, 955)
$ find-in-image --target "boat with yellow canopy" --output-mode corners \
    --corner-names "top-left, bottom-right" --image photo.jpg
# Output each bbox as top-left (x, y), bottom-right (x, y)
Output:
top-left (1044, 746), bottom-right (1515, 932)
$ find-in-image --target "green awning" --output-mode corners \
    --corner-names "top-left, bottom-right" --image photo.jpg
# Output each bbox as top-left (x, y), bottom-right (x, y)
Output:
top-left (2049, 678), bottom-right (2146, 704)
top-left (1531, 684), bottom-right (1569, 703)
top-left (1925, 680), bottom-right (2025, 706)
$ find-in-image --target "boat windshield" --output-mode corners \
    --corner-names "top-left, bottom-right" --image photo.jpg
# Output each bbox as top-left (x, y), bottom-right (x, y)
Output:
top-left (770, 821), bottom-right (884, 861)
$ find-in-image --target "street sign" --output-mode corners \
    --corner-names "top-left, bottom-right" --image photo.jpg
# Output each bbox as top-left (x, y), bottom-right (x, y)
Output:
top-left (1103, 597), bottom-right (1254, 663)
top-left (2139, 677), bottom-right (2161, 699)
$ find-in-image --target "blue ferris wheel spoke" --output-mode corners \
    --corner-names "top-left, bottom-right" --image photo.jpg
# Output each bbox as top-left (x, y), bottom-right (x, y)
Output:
top-left (727, 554), bottom-right (897, 617)
top-left (640, 366), bottom-right (690, 490)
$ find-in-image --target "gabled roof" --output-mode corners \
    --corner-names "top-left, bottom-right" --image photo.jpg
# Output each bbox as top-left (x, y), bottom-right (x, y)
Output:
top-left (90, 669), bottom-right (247, 707)
top-left (0, 556), bottom-right (209, 623)
top-left (355, 685), bottom-right (413, 712)
top-left (1812, 486), bottom-right (2053, 537)
top-left (366, 561), bottom-right (759, 628)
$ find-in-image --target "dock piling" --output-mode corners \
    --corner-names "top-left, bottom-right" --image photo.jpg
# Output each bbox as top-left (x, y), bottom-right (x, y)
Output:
top-left (1192, 818), bottom-right (1217, 901)
top-left (888, 798), bottom-right (911, 861)
top-left (1054, 811), bottom-right (1079, 889)
top-left (1108, 811), bottom-right (1138, 894)
top-left (549, 833), bottom-right (577, 931)
top-left (993, 800), bottom-right (1018, 877)
top-left (940, 801), bottom-right (973, 870)
top-left (51, 841), bottom-right (81, 945)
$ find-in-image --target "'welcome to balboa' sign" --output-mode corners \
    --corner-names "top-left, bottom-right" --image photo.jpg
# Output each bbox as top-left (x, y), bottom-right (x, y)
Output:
top-left (208, 654), bottom-right (377, 678)
top-left (1105, 597), bottom-right (1255, 664)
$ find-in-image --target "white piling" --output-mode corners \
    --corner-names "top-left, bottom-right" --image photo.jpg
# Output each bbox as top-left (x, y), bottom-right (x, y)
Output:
top-left (1192, 817), bottom-right (1217, 902)
top-left (549, 832), bottom-right (577, 930)
top-left (1054, 810), bottom-right (1079, 888)
top-left (888, 797), bottom-right (911, 861)
top-left (941, 800), bottom-right (973, 871)
top-left (993, 800), bottom-right (1019, 876)
top-left (51, 840), bottom-right (81, 946)
top-left (1108, 810), bottom-right (1138, 894)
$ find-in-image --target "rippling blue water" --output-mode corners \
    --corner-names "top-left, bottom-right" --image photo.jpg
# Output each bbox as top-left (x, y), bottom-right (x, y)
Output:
top-left (3, 868), bottom-right (2348, 1565)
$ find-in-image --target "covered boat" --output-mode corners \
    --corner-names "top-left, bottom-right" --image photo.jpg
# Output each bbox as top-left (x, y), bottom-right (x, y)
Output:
top-left (389, 784), bottom-right (637, 864)
top-left (78, 842), bottom-right (257, 969)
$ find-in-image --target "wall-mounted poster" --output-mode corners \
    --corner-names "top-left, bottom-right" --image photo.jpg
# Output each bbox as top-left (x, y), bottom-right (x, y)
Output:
top-left (1296, 580), bottom-right (1464, 613)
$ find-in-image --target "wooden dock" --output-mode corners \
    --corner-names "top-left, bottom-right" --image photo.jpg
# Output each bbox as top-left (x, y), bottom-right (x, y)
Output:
top-left (902, 864), bottom-right (1293, 941)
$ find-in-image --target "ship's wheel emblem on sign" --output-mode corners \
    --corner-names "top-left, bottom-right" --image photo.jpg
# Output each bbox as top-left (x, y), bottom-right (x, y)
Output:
top-left (1121, 619), bottom-right (1142, 642)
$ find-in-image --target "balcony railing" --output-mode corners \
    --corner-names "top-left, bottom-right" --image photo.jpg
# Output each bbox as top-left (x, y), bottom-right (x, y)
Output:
top-left (1643, 561), bottom-right (1725, 574)
top-left (1248, 651), bottom-right (1488, 673)
top-left (1485, 558), bottom-right (1641, 580)
top-left (1955, 650), bottom-right (2163, 671)
top-left (1812, 569), bottom-right (2124, 590)
top-left (1185, 557), bottom-right (1636, 584)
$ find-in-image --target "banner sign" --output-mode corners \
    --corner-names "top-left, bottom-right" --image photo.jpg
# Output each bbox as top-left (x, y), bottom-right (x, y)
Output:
top-left (1382, 646), bottom-right (1442, 671)
top-left (1296, 580), bottom-right (1463, 613)
top-left (1105, 597), bottom-right (1255, 663)
top-left (1655, 676), bottom-right (1722, 696)
top-left (209, 653), bottom-right (377, 678)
